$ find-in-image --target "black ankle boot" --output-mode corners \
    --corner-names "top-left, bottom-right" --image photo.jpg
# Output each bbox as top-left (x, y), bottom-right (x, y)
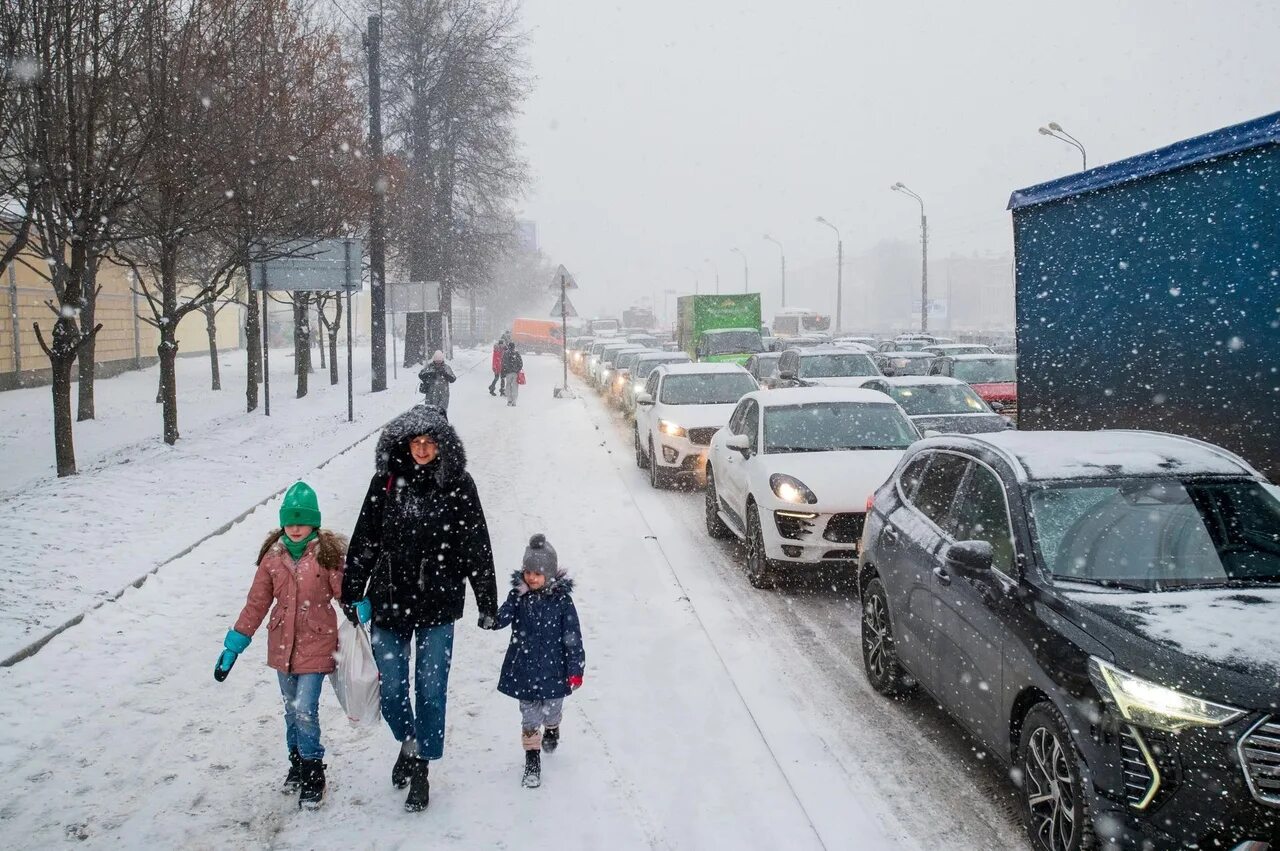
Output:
top-left (543, 727), bottom-right (560, 754)
top-left (298, 759), bottom-right (326, 810)
top-left (522, 750), bottom-right (541, 788)
top-left (404, 758), bottom-right (430, 812)
top-left (392, 749), bottom-right (414, 789)
top-left (282, 748), bottom-right (302, 794)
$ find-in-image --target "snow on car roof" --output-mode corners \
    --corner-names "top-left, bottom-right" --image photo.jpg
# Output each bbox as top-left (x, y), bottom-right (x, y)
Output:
top-left (702, 327), bottom-right (758, 334)
top-left (657, 361), bottom-right (750, 375)
top-left (861, 375), bottom-right (965, 387)
top-left (747, 387), bottom-right (900, 407)
top-left (945, 353), bottom-right (1015, 361)
top-left (945, 430), bottom-right (1261, 481)
top-left (796, 345), bottom-right (872, 355)
top-left (878, 350), bottom-right (934, 359)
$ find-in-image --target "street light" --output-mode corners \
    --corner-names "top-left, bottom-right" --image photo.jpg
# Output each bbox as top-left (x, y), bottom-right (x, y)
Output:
top-left (703, 257), bottom-right (720, 295)
top-left (729, 247), bottom-right (749, 293)
top-left (1037, 122), bottom-right (1087, 170)
top-left (890, 182), bottom-right (929, 333)
top-left (684, 265), bottom-right (700, 295)
top-left (762, 234), bottom-right (786, 307)
top-left (814, 216), bottom-right (844, 335)
top-left (663, 288), bottom-right (677, 329)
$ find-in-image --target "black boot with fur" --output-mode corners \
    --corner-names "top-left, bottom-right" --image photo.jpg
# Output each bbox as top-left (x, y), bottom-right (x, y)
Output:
top-left (543, 726), bottom-right (560, 754)
top-left (282, 748), bottom-right (303, 794)
top-left (404, 758), bottom-right (430, 812)
top-left (522, 750), bottom-right (541, 789)
top-left (298, 759), bottom-right (326, 810)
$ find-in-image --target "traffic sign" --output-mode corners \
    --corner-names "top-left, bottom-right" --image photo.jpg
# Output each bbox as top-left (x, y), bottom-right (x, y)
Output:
top-left (550, 293), bottom-right (578, 317)
top-left (551, 265), bottom-right (579, 290)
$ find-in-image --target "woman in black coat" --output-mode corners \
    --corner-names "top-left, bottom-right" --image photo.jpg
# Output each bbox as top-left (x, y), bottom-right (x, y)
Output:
top-left (343, 404), bottom-right (498, 812)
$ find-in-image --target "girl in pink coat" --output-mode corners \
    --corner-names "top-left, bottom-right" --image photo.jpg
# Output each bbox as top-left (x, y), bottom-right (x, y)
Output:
top-left (214, 481), bottom-right (346, 810)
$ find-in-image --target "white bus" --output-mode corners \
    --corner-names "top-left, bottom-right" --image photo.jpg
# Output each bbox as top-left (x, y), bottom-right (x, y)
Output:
top-left (772, 308), bottom-right (831, 337)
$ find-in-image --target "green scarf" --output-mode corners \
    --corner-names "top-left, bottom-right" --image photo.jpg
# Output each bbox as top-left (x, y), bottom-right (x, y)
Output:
top-left (282, 530), bottom-right (318, 561)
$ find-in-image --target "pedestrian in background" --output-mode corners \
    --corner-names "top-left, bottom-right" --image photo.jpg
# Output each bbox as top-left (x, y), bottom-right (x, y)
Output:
top-left (418, 350), bottom-right (456, 414)
top-left (214, 482), bottom-right (347, 811)
top-left (489, 334), bottom-right (508, 397)
top-left (501, 340), bottom-right (524, 407)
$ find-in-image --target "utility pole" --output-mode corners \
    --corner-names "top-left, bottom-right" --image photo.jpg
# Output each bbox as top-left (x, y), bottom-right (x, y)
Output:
top-left (815, 217), bottom-right (843, 335)
top-left (763, 235), bottom-right (785, 307)
top-left (367, 15), bottom-right (387, 392)
top-left (920, 213), bottom-right (929, 333)
top-left (730, 247), bottom-right (749, 293)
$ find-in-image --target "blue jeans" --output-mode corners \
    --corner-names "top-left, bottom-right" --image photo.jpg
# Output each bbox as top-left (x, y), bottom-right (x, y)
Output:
top-left (277, 672), bottom-right (325, 760)
top-left (372, 623), bottom-right (455, 760)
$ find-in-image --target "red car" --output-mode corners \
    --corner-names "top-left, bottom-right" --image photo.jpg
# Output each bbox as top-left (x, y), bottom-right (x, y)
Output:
top-left (929, 354), bottom-right (1017, 422)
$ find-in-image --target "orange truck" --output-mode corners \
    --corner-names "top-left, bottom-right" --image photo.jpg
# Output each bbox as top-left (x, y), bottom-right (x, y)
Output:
top-left (511, 318), bottom-right (564, 354)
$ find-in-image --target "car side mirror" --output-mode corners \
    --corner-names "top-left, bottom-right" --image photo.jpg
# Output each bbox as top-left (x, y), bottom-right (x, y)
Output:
top-left (988, 401), bottom-right (1006, 414)
top-left (923, 429), bottom-right (941, 439)
top-left (946, 540), bottom-right (994, 577)
top-left (636, 392), bottom-right (654, 406)
top-left (778, 369), bottom-right (796, 381)
top-left (724, 433), bottom-right (750, 455)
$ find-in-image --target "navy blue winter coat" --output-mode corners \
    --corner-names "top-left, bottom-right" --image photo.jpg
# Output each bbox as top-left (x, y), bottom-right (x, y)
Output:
top-left (495, 570), bottom-right (585, 701)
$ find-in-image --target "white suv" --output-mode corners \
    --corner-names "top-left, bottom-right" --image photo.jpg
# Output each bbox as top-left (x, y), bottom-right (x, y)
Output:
top-left (633, 363), bottom-right (758, 488)
top-left (704, 388), bottom-right (918, 588)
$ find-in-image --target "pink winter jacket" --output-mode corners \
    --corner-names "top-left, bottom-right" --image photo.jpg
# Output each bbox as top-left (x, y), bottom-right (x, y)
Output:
top-left (234, 530), bottom-right (346, 675)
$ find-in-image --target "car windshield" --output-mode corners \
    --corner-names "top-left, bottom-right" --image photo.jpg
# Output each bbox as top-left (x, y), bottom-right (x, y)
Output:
top-left (659, 373), bottom-right (757, 405)
top-left (633, 357), bottom-right (687, 380)
top-left (952, 359), bottom-right (1016, 383)
top-left (894, 341), bottom-right (928, 351)
top-left (798, 353), bottom-right (879, 378)
top-left (883, 355), bottom-right (933, 376)
top-left (888, 383), bottom-right (989, 415)
top-left (763, 402), bottom-right (917, 453)
top-left (1028, 479), bottom-right (1280, 591)
top-left (703, 331), bottom-right (763, 355)
top-left (753, 354), bottom-right (781, 378)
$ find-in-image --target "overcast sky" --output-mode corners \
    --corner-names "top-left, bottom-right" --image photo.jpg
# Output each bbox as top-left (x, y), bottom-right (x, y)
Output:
top-left (514, 0), bottom-right (1280, 318)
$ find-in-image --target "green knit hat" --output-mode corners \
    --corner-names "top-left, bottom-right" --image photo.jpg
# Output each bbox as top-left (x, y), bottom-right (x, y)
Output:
top-left (280, 481), bottom-right (321, 528)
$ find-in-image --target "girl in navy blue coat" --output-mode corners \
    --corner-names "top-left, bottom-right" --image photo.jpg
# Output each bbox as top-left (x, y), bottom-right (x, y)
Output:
top-left (493, 534), bottom-right (585, 788)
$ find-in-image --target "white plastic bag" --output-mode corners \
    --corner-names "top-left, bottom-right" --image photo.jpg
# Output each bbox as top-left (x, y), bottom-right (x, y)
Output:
top-left (330, 614), bottom-right (381, 727)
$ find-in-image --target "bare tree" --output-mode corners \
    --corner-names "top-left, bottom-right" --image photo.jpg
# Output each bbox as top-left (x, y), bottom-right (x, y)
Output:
top-left (315, 291), bottom-right (344, 386)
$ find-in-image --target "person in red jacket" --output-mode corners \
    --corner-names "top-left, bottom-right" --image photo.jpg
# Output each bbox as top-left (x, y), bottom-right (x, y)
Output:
top-left (489, 333), bottom-right (509, 396)
top-left (214, 481), bottom-right (346, 811)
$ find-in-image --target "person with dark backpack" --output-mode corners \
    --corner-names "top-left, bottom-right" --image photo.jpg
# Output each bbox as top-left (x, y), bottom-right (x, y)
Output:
top-left (418, 350), bottom-right (456, 414)
top-left (501, 341), bottom-right (524, 407)
top-left (341, 405), bottom-right (499, 812)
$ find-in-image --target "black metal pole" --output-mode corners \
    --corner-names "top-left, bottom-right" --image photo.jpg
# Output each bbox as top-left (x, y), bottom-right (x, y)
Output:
top-left (345, 240), bottom-right (354, 422)
top-left (560, 274), bottom-right (568, 390)
top-left (367, 16), bottom-right (387, 392)
top-left (261, 265), bottom-right (270, 416)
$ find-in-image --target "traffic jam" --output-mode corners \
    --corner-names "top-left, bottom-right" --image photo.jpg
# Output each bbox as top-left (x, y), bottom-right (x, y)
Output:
top-left (552, 122), bottom-right (1280, 851)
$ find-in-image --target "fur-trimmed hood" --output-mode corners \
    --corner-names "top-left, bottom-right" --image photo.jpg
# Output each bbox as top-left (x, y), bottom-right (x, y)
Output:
top-left (509, 568), bottom-right (573, 597)
top-left (375, 404), bottom-right (467, 484)
top-left (257, 528), bottom-right (347, 570)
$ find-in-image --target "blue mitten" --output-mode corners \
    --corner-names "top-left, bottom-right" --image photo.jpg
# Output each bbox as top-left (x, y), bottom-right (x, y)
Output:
top-left (214, 630), bottom-right (251, 682)
top-left (355, 599), bottom-right (372, 625)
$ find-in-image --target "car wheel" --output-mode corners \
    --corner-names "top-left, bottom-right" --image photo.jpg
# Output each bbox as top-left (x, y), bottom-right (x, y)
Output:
top-left (704, 465), bottom-right (733, 539)
top-left (860, 577), bottom-right (916, 696)
top-left (648, 439), bottom-right (669, 490)
top-left (634, 427), bottom-right (646, 469)
top-left (745, 504), bottom-right (775, 589)
top-left (1018, 702), bottom-right (1095, 851)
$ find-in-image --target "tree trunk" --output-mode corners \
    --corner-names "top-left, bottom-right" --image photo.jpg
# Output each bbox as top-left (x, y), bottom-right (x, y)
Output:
top-left (76, 255), bottom-right (100, 421)
top-left (316, 300), bottom-right (326, 371)
top-left (245, 266), bottom-right (260, 412)
top-left (328, 295), bottom-right (342, 386)
top-left (294, 294), bottom-right (310, 398)
top-left (158, 329), bottom-right (179, 444)
top-left (204, 301), bottom-right (221, 390)
top-left (404, 312), bottom-right (425, 367)
top-left (39, 315), bottom-right (95, 477)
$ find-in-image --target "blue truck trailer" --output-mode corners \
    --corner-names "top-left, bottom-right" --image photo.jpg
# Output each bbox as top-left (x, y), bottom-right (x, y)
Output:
top-left (1008, 112), bottom-right (1280, 478)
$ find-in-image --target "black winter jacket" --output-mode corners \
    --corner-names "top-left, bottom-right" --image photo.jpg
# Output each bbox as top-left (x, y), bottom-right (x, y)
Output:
top-left (500, 347), bottom-right (523, 375)
top-left (343, 405), bottom-right (499, 631)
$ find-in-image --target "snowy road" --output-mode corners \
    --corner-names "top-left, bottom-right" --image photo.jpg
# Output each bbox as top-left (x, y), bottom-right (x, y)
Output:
top-left (1, 352), bottom-right (1026, 849)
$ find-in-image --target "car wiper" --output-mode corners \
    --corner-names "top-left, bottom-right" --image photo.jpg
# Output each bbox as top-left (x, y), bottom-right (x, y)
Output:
top-left (1052, 576), bottom-right (1149, 592)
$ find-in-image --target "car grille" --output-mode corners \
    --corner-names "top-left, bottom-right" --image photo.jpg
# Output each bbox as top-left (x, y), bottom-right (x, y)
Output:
top-left (1119, 726), bottom-right (1159, 810)
top-left (1002, 402), bottom-right (1019, 425)
top-left (823, 513), bottom-right (865, 543)
top-left (687, 427), bottom-right (718, 446)
top-left (1240, 716), bottom-right (1280, 807)
top-left (774, 511), bottom-right (815, 540)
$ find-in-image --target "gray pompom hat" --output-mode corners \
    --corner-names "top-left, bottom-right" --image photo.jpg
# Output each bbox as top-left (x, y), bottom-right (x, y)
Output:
top-left (521, 533), bottom-right (558, 577)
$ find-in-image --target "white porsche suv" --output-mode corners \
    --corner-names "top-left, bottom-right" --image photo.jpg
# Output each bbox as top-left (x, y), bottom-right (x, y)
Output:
top-left (633, 362), bottom-right (758, 488)
top-left (704, 388), bottom-right (919, 588)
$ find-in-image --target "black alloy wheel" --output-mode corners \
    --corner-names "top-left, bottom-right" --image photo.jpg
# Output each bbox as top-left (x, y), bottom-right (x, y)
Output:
top-left (704, 465), bottom-right (733, 539)
top-left (634, 427), bottom-right (647, 469)
top-left (648, 439), bottom-right (669, 489)
top-left (744, 505), bottom-right (775, 589)
top-left (860, 577), bottom-right (916, 697)
top-left (1018, 703), bottom-right (1094, 851)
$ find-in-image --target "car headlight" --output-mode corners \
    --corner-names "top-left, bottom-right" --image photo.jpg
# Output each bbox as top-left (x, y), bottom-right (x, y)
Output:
top-left (1088, 657), bottom-right (1244, 733)
top-left (770, 473), bottom-right (817, 504)
top-left (601, 369), bottom-right (611, 380)
top-left (658, 419), bottom-right (686, 438)
top-left (633, 380), bottom-right (645, 391)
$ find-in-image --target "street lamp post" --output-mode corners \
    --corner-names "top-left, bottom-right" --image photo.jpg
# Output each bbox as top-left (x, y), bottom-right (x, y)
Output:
top-left (704, 258), bottom-right (720, 295)
top-left (814, 217), bottom-right (843, 335)
top-left (663, 288), bottom-right (677, 329)
top-left (763, 234), bottom-right (785, 307)
top-left (729, 247), bottom-right (749, 293)
top-left (1038, 122), bottom-right (1087, 170)
top-left (890, 182), bottom-right (929, 333)
top-left (684, 265), bottom-right (700, 295)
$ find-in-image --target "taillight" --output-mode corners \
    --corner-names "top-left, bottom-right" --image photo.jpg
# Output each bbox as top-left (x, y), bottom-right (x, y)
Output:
top-left (865, 494), bottom-right (875, 512)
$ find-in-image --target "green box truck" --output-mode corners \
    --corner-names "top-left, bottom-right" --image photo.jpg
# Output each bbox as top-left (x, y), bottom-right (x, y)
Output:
top-left (676, 294), bottom-right (764, 365)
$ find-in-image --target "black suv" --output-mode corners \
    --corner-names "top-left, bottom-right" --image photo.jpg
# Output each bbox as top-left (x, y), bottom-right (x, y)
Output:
top-left (858, 430), bottom-right (1280, 850)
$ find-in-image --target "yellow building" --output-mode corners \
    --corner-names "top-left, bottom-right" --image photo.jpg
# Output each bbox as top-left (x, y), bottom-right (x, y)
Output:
top-left (0, 244), bottom-right (243, 391)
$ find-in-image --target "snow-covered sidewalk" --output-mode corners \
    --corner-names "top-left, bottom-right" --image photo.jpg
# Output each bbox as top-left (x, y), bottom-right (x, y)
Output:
top-left (0, 354), bottom-right (860, 849)
top-left (0, 347), bottom-right (479, 660)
